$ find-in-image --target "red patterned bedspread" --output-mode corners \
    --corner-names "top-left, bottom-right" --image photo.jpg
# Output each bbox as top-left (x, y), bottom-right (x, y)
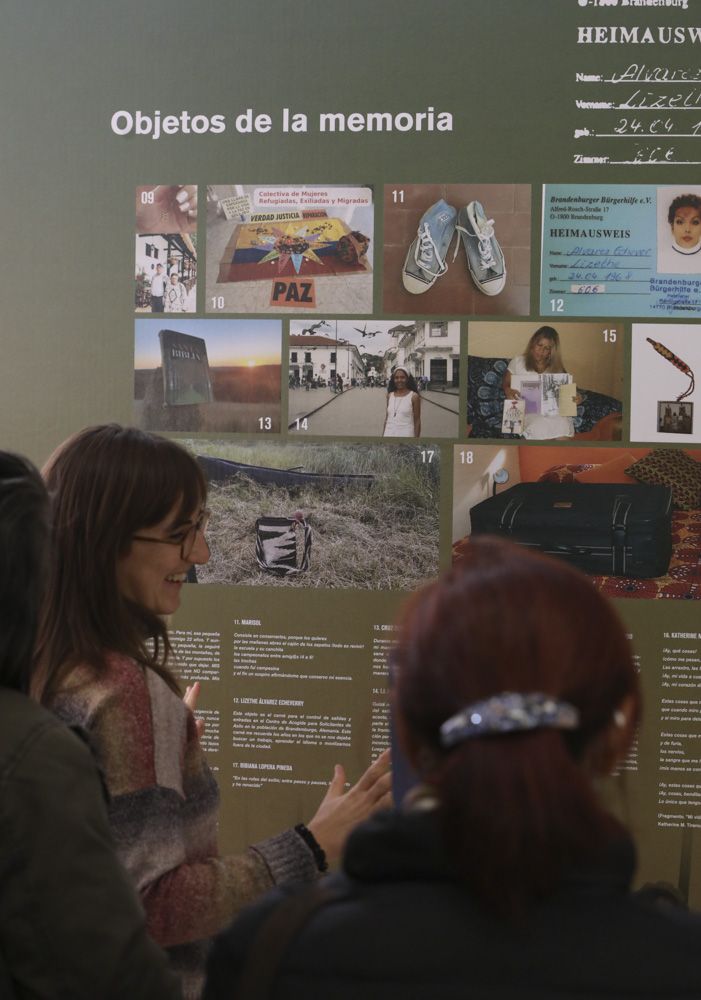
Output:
top-left (593, 509), bottom-right (701, 600)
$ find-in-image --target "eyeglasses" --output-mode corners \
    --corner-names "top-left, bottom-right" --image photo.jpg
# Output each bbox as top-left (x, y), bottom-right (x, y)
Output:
top-left (132, 509), bottom-right (211, 560)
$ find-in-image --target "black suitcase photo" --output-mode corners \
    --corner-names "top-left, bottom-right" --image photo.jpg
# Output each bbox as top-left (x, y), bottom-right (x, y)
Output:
top-left (470, 482), bottom-right (673, 578)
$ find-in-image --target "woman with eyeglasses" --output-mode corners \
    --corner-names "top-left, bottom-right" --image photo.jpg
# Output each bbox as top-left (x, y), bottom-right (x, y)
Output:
top-left (34, 424), bottom-right (390, 1000)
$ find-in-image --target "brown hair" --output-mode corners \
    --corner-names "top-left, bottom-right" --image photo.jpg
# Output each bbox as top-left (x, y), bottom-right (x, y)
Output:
top-left (34, 424), bottom-right (206, 703)
top-left (524, 325), bottom-right (565, 374)
top-left (0, 452), bottom-right (49, 693)
top-left (394, 537), bottom-right (639, 916)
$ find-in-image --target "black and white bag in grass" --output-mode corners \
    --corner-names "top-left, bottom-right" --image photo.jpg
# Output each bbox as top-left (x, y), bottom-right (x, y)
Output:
top-left (255, 514), bottom-right (312, 576)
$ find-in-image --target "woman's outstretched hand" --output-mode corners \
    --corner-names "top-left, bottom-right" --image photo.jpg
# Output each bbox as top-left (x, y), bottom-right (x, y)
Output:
top-left (307, 748), bottom-right (392, 864)
top-left (184, 681), bottom-right (205, 739)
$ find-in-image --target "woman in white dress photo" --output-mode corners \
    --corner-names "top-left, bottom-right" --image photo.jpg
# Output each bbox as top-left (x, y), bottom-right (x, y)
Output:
top-left (382, 365), bottom-right (421, 438)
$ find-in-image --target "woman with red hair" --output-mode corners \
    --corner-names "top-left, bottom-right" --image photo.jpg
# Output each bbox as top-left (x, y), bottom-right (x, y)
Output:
top-left (205, 538), bottom-right (701, 999)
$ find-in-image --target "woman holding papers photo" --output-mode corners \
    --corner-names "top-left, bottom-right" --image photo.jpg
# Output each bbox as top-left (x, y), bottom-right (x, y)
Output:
top-left (503, 325), bottom-right (579, 439)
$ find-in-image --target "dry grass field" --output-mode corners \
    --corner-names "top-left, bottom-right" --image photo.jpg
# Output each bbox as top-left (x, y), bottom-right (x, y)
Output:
top-left (184, 440), bottom-right (440, 590)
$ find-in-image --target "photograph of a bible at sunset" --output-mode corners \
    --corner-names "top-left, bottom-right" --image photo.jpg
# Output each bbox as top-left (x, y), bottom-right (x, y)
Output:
top-left (133, 318), bottom-right (282, 433)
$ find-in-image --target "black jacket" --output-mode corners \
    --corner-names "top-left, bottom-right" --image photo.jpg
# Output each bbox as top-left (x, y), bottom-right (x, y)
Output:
top-left (0, 688), bottom-right (181, 999)
top-left (205, 807), bottom-right (701, 1000)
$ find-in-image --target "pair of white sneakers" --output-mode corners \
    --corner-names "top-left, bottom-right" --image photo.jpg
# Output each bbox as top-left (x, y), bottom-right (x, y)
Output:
top-left (402, 199), bottom-right (506, 296)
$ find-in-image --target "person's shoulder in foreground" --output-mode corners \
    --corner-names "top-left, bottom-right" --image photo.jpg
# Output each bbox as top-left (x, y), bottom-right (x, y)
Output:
top-left (204, 806), bottom-right (701, 1000)
top-left (0, 685), bottom-right (181, 1000)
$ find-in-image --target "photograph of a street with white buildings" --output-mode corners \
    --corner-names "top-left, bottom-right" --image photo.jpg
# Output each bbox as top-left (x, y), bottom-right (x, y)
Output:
top-left (288, 320), bottom-right (460, 437)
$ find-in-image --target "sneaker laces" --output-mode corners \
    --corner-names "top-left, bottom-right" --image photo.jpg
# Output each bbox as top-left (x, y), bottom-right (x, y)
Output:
top-left (454, 219), bottom-right (497, 270)
top-left (415, 223), bottom-right (447, 277)
top-left (475, 219), bottom-right (497, 268)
